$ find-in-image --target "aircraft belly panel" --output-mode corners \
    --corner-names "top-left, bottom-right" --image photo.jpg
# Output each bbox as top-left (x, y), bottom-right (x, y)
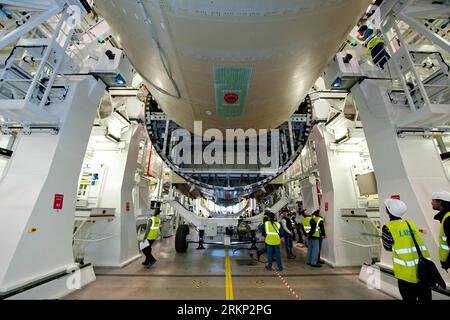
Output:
top-left (94, 0), bottom-right (371, 133)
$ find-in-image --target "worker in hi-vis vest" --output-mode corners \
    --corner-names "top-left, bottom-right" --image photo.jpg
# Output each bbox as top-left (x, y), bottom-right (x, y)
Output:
top-left (296, 205), bottom-right (306, 246)
top-left (280, 208), bottom-right (296, 259)
top-left (302, 210), bottom-right (322, 267)
top-left (382, 198), bottom-right (432, 301)
top-left (357, 25), bottom-right (390, 69)
top-left (259, 211), bottom-right (284, 272)
top-left (289, 212), bottom-right (297, 242)
top-left (142, 208), bottom-right (161, 268)
top-left (256, 209), bottom-right (271, 261)
top-left (313, 210), bottom-right (326, 265)
top-left (431, 191), bottom-right (450, 271)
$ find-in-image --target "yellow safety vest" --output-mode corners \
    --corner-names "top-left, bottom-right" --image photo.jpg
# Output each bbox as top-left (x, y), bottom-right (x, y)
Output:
top-left (147, 216), bottom-right (160, 240)
top-left (290, 216), bottom-right (296, 227)
top-left (439, 211), bottom-right (450, 263)
top-left (366, 36), bottom-right (384, 52)
top-left (386, 219), bottom-right (430, 283)
top-left (313, 216), bottom-right (323, 236)
top-left (302, 217), bottom-right (320, 237)
top-left (264, 221), bottom-right (281, 245)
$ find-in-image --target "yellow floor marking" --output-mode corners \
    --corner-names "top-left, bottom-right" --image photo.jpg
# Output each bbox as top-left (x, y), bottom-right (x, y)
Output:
top-left (225, 247), bottom-right (234, 300)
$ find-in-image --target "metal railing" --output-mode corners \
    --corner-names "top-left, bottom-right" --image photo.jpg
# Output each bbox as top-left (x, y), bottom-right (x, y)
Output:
top-left (0, 10), bottom-right (74, 108)
top-left (374, 14), bottom-right (450, 113)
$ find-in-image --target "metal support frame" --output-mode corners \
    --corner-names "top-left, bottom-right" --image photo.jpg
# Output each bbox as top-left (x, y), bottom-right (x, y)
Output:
top-left (145, 95), bottom-right (313, 203)
top-left (0, 3), bottom-right (80, 128)
top-left (396, 11), bottom-right (450, 54)
top-left (392, 20), bottom-right (433, 109)
top-left (0, 0), bottom-right (145, 297)
top-left (396, 127), bottom-right (450, 138)
top-left (371, 1), bottom-right (450, 128)
top-left (0, 3), bottom-right (62, 49)
top-left (0, 123), bottom-right (59, 135)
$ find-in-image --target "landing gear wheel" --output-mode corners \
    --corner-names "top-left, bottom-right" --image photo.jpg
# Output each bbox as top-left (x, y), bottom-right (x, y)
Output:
top-left (175, 224), bottom-right (190, 253)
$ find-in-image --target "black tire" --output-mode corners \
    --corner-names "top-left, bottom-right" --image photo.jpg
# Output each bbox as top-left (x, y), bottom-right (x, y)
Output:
top-left (175, 224), bottom-right (190, 253)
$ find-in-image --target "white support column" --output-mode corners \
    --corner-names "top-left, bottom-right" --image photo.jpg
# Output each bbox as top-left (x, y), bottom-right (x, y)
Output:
top-left (299, 177), bottom-right (318, 213)
top-left (311, 124), bottom-right (372, 267)
top-left (351, 79), bottom-right (450, 284)
top-left (81, 124), bottom-right (145, 267)
top-left (0, 76), bottom-right (105, 294)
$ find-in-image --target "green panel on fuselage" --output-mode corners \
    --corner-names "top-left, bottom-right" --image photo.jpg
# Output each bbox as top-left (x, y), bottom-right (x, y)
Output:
top-left (214, 67), bottom-right (252, 117)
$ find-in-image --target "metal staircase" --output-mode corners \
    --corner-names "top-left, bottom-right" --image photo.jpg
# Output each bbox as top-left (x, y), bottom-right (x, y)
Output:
top-left (0, 2), bottom-right (79, 127)
top-left (377, 0), bottom-right (450, 128)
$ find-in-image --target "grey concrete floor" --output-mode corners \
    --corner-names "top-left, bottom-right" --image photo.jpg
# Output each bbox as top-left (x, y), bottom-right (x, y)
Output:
top-left (65, 237), bottom-right (392, 300)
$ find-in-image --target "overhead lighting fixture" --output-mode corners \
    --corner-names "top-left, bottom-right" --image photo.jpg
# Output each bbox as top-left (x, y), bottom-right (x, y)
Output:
top-left (331, 77), bottom-right (343, 88)
top-left (114, 74), bottom-right (126, 86)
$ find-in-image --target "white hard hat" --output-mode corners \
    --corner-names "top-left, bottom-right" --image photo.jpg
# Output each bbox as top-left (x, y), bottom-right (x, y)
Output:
top-left (384, 198), bottom-right (407, 218)
top-left (432, 191), bottom-right (450, 202)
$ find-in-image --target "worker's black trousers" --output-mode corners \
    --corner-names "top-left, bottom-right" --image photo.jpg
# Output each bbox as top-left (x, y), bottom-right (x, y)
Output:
top-left (295, 224), bottom-right (304, 244)
top-left (397, 279), bottom-right (432, 301)
top-left (142, 240), bottom-right (156, 265)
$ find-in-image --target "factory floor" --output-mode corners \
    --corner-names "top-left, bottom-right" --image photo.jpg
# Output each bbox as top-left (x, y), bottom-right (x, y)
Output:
top-left (65, 237), bottom-right (393, 300)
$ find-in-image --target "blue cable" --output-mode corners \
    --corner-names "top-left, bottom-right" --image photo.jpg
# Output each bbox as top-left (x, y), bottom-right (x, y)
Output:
top-left (442, 19), bottom-right (450, 29)
top-left (0, 6), bottom-right (12, 19)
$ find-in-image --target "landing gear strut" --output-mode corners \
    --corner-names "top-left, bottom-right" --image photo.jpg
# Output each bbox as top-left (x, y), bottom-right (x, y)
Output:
top-left (197, 229), bottom-right (205, 250)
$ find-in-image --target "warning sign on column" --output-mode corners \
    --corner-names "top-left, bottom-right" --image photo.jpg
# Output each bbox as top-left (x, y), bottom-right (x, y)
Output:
top-left (53, 194), bottom-right (64, 210)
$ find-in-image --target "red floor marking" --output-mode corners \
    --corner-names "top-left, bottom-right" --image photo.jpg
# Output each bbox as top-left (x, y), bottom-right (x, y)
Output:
top-left (274, 271), bottom-right (302, 300)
